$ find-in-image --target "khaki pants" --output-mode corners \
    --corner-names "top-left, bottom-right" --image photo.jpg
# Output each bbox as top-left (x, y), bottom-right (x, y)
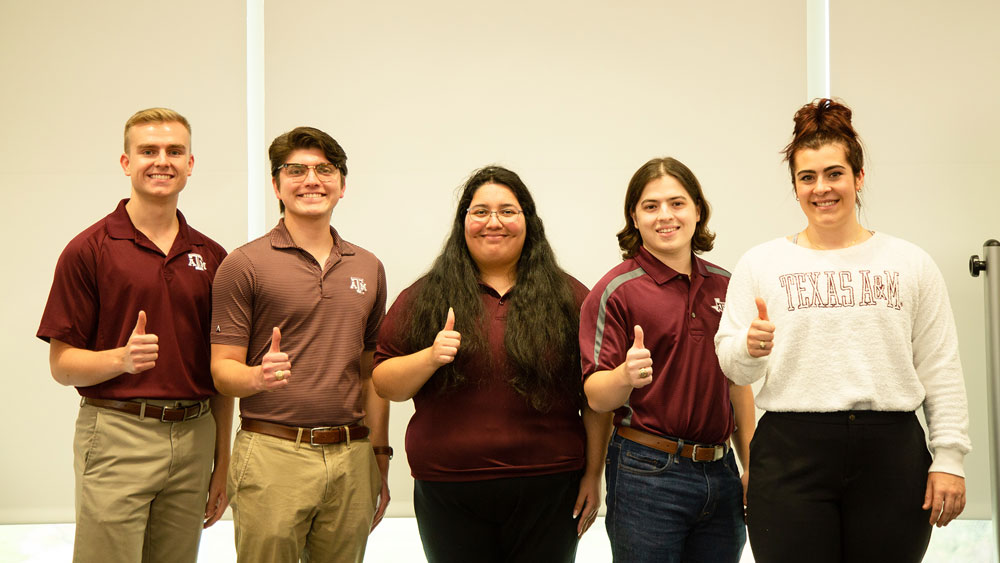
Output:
top-left (73, 400), bottom-right (215, 563)
top-left (228, 429), bottom-right (380, 563)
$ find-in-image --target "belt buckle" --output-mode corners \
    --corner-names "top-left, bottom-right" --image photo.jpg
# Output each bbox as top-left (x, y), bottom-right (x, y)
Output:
top-left (692, 444), bottom-right (724, 462)
top-left (309, 426), bottom-right (335, 446)
top-left (160, 405), bottom-right (179, 423)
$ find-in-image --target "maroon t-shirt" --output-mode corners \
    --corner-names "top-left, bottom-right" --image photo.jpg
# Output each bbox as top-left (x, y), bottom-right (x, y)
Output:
top-left (374, 275), bottom-right (589, 482)
top-left (37, 199), bottom-right (226, 400)
top-left (580, 247), bottom-right (734, 445)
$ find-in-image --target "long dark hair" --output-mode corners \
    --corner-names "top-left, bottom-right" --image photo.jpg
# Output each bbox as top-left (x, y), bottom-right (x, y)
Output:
top-left (401, 166), bottom-right (582, 411)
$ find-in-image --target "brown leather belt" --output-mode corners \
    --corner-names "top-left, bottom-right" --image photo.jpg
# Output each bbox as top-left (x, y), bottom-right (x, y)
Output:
top-left (241, 418), bottom-right (369, 446)
top-left (82, 397), bottom-right (210, 422)
top-left (617, 426), bottom-right (727, 462)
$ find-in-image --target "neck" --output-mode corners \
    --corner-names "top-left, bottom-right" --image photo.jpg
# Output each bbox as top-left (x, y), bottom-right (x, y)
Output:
top-left (283, 213), bottom-right (334, 264)
top-left (802, 221), bottom-right (868, 250)
top-left (644, 246), bottom-right (693, 276)
top-left (477, 261), bottom-right (517, 294)
top-left (125, 194), bottom-right (179, 253)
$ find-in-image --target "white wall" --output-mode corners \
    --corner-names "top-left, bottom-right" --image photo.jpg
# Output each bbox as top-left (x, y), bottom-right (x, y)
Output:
top-left (1, 0), bottom-right (993, 525)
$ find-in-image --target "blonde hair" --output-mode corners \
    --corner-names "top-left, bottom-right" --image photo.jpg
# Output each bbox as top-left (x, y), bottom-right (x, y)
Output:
top-left (123, 108), bottom-right (191, 152)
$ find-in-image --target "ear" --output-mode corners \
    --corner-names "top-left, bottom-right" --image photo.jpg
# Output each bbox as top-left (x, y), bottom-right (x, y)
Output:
top-left (339, 177), bottom-right (347, 199)
top-left (272, 175), bottom-right (281, 200)
top-left (120, 153), bottom-right (131, 176)
top-left (186, 154), bottom-right (195, 176)
top-left (695, 202), bottom-right (702, 223)
top-left (855, 168), bottom-right (865, 191)
top-left (630, 210), bottom-right (637, 229)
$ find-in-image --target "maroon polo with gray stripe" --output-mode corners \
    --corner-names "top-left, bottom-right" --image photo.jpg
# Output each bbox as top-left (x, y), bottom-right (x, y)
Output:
top-left (580, 246), bottom-right (734, 444)
top-left (37, 199), bottom-right (226, 400)
top-left (211, 219), bottom-right (386, 427)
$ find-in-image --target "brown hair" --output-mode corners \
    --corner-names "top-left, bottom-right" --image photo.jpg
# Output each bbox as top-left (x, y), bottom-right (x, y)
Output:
top-left (782, 98), bottom-right (865, 197)
top-left (123, 108), bottom-right (191, 152)
top-left (616, 157), bottom-right (715, 259)
top-left (268, 126), bottom-right (348, 213)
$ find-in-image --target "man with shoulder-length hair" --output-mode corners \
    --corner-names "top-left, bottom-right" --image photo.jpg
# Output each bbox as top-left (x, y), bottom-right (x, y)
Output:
top-left (38, 107), bottom-right (232, 562)
top-left (211, 126), bottom-right (390, 562)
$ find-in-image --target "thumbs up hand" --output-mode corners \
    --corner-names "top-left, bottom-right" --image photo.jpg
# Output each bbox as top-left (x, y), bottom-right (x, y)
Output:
top-left (623, 325), bottom-right (654, 389)
top-left (747, 297), bottom-right (776, 358)
top-left (122, 310), bottom-right (158, 374)
top-left (430, 307), bottom-right (461, 367)
top-left (260, 327), bottom-right (291, 391)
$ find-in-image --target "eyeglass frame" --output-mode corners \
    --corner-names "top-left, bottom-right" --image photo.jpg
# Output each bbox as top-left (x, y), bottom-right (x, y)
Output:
top-left (277, 163), bottom-right (342, 180)
top-left (465, 206), bottom-right (524, 223)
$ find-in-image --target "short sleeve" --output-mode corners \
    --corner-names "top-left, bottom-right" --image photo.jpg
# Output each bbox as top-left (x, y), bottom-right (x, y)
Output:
top-left (363, 260), bottom-right (388, 351)
top-left (373, 284), bottom-right (416, 369)
top-left (37, 235), bottom-right (101, 348)
top-left (210, 249), bottom-right (256, 348)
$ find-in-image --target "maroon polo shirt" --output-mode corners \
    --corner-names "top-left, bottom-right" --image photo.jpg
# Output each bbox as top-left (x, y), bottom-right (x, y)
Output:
top-left (37, 199), bottom-right (227, 400)
top-left (374, 275), bottom-right (589, 482)
top-left (580, 246), bottom-right (734, 444)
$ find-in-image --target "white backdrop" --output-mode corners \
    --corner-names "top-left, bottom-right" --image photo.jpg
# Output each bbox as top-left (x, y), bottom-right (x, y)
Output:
top-left (1, 0), bottom-right (994, 524)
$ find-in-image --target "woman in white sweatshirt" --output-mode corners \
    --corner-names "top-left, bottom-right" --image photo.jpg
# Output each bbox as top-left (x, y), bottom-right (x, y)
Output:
top-left (714, 98), bottom-right (971, 563)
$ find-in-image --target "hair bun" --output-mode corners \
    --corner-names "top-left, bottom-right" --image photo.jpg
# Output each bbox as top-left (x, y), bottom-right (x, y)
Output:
top-left (783, 98), bottom-right (864, 180)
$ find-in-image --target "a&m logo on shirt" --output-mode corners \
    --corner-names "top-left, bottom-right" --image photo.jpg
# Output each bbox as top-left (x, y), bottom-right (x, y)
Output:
top-left (711, 298), bottom-right (725, 313)
top-left (187, 253), bottom-right (207, 271)
top-left (350, 277), bottom-right (367, 295)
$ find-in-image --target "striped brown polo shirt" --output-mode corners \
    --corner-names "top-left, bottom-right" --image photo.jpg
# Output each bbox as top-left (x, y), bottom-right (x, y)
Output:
top-left (211, 219), bottom-right (386, 427)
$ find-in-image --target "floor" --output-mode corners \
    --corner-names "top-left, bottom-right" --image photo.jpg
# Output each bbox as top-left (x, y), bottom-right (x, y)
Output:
top-left (0, 518), bottom-right (994, 562)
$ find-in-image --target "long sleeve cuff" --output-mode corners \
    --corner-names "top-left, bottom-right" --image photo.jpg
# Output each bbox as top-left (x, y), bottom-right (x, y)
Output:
top-left (928, 447), bottom-right (966, 478)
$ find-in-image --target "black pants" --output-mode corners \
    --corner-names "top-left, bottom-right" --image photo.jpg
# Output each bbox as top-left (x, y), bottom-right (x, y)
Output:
top-left (747, 411), bottom-right (933, 563)
top-left (414, 470), bottom-right (582, 563)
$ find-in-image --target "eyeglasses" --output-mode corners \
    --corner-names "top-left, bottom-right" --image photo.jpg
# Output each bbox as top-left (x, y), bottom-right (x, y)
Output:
top-left (278, 163), bottom-right (340, 178)
top-left (466, 207), bottom-right (523, 223)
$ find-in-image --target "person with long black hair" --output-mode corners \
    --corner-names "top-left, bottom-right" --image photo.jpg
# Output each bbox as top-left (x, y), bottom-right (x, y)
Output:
top-left (715, 99), bottom-right (971, 562)
top-left (373, 165), bottom-right (612, 563)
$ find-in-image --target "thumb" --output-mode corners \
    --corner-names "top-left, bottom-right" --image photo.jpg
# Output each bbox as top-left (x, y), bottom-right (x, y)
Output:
top-left (134, 310), bottom-right (147, 335)
top-left (269, 327), bottom-right (281, 354)
top-left (444, 307), bottom-right (455, 331)
top-left (755, 297), bottom-right (769, 321)
top-left (633, 325), bottom-right (645, 350)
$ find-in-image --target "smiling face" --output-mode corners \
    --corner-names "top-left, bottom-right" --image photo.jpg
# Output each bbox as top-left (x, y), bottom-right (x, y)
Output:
top-left (120, 121), bottom-right (193, 202)
top-left (463, 183), bottom-right (526, 272)
top-left (272, 147), bottom-right (345, 220)
top-left (792, 142), bottom-right (864, 231)
top-left (631, 174), bottom-right (700, 268)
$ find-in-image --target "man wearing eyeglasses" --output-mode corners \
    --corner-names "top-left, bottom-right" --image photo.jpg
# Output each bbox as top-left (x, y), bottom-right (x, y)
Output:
top-left (210, 126), bottom-right (390, 562)
top-left (37, 108), bottom-right (232, 563)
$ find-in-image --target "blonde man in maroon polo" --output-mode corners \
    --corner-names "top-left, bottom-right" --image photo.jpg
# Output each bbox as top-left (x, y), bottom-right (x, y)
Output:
top-left (211, 126), bottom-right (390, 563)
top-left (37, 108), bottom-right (233, 563)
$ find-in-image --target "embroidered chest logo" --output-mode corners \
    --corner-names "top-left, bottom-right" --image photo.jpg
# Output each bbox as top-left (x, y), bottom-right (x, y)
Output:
top-left (711, 298), bottom-right (725, 313)
top-left (187, 253), bottom-right (207, 271)
top-left (349, 277), bottom-right (368, 295)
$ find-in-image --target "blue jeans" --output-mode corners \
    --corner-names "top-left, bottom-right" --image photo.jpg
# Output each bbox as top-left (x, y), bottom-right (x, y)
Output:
top-left (605, 432), bottom-right (746, 563)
